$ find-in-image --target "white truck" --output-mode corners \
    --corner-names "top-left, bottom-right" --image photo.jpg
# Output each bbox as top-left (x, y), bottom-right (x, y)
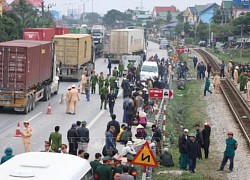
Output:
top-left (108, 29), bottom-right (146, 63)
top-left (91, 25), bottom-right (106, 44)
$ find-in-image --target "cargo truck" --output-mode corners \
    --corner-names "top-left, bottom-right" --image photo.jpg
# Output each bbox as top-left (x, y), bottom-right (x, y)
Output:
top-left (54, 34), bottom-right (93, 81)
top-left (0, 40), bottom-right (59, 114)
top-left (107, 29), bottom-right (145, 63)
top-left (91, 25), bottom-right (106, 44)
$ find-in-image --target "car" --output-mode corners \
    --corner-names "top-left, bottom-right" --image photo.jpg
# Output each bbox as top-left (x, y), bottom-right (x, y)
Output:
top-left (140, 61), bottom-right (159, 81)
top-left (198, 41), bottom-right (207, 47)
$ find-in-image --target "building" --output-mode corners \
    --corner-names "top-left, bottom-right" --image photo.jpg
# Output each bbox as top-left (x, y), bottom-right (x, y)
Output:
top-left (152, 6), bottom-right (177, 20)
top-left (232, 0), bottom-right (250, 19)
top-left (10, 0), bottom-right (43, 9)
top-left (220, 0), bottom-right (233, 22)
top-left (159, 22), bottom-right (178, 40)
top-left (183, 3), bottom-right (219, 24)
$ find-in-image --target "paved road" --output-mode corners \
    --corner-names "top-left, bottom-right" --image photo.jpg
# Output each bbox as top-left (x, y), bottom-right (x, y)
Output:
top-left (0, 41), bottom-right (168, 159)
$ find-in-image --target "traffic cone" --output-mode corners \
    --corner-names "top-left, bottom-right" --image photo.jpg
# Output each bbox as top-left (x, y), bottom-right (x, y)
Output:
top-left (14, 122), bottom-right (21, 137)
top-left (78, 85), bottom-right (81, 93)
top-left (47, 102), bottom-right (52, 115)
top-left (60, 94), bottom-right (64, 104)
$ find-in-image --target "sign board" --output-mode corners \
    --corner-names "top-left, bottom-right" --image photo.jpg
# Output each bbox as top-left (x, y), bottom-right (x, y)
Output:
top-left (149, 88), bottom-right (163, 99)
top-left (177, 48), bottom-right (185, 54)
top-left (163, 89), bottom-right (173, 99)
top-left (172, 54), bottom-right (178, 61)
top-left (131, 141), bottom-right (158, 168)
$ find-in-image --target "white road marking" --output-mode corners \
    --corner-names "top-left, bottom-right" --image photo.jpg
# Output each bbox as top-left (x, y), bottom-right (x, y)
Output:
top-left (87, 89), bottom-right (123, 129)
top-left (87, 110), bottom-right (105, 129)
top-left (29, 112), bottom-right (43, 122)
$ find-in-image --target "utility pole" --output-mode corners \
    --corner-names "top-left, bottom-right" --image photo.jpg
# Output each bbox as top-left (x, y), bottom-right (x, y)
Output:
top-left (0, 0), bottom-right (3, 16)
top-left (41, 1), bottom-right (45, 18)
top-left (240, 25), bottom-right (243, 60)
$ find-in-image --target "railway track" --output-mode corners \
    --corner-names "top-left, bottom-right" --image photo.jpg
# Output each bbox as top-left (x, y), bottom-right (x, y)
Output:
top-left (194, 49), bottom-right (250, 146)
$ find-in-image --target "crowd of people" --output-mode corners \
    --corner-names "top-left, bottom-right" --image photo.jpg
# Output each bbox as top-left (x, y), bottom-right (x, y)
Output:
top-left (1, 48), bottom-right (244, 179)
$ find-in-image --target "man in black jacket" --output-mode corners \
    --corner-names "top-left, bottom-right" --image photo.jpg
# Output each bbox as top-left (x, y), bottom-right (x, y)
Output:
top-left (152, 125), bottom-right (162, 156)
top-left (202, 122), bottom-right (211, 159)
top-left (106, 114), bottom-right (120, 143)
top-left (67, 123), bottom-right (79, 155)
top-left (186, 133), bottom-right (198, 173)
top-left (107, 90), bottom-right (116, 116)
top-left (178, 129), bottom-right (189, 170)
top-left (77, 121), bottom-right (89, 152)
top-left (160, 148), bottom-right (174, 167)
top-left (194, 124), bottom-right (203, 159)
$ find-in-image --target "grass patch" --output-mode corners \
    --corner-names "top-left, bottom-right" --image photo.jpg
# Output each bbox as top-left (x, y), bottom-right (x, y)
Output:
top-left (207, 48), bottom-right (249, 64)
top-left (153, 80), bottom-right (226, 180)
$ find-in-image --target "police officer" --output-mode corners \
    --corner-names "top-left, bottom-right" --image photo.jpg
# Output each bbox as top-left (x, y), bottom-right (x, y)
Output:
top-left (100, 83), bottom-right (109, 110)
top-left (107, 90), bottom-right (116, 116)
top-left (95, 156), bottom-right (113, 180)
top-left (98, 72), bottom-right (105, 95)
top-left (69, 85), bottom-right (80, 115)
top-left (112, 67), bottom-right (119, 78)
top-left (118, 60), bottom-right (124, 77)
top-left (90, 71), bottom-right (98, 94)
top-left (65, 86), bottom-right (71, 114)
top-left (21, 121), bottom-right (32, 152)
top-left (90, 153), bottom-right (102, 178)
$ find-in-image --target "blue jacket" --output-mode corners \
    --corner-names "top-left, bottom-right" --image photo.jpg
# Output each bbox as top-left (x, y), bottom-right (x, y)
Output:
top-left (105, 131), bottom-right (116, 150)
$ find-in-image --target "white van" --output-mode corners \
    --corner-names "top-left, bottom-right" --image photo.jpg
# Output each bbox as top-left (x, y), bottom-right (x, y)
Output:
top-left (0, 152), bottom-right (93, 180)
top-left (140, 61), bottom-right (159, 81)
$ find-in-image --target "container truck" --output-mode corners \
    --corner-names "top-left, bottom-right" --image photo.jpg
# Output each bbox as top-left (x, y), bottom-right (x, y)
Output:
top-left (0, 40), bottom-right (59, 114)
top-left (23, 28), bottom-right (55, 41)
top-left (107, 29), bottom-right (145, 63)
top-left (91, 25), bottom-right (106, 44)
top-left (54, 34), bottom-right (93, 81)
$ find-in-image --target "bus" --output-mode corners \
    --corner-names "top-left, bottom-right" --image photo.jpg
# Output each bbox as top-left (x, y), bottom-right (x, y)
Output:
top-left (0, 152), bottom-right (93, 180)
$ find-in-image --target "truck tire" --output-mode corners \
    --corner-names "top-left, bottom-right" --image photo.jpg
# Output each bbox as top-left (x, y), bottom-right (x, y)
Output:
top-left (23, 97), bottom-right (31, 114)
top-left (30, 95), bottom-right (35, 111)
top-left (42, 86), bottom-right (49, 101)
top-left (47, 85), bottom-right (51, 100)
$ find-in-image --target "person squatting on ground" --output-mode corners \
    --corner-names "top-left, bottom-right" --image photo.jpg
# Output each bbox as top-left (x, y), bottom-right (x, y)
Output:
top-left (160, 147), bottom-right (174, 167)
top-left (218, 131), bottom-right (238, 173)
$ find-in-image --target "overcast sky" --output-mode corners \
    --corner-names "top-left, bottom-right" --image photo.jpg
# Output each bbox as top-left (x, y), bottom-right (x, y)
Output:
top-left (43, 0), bottom-right (222, 15)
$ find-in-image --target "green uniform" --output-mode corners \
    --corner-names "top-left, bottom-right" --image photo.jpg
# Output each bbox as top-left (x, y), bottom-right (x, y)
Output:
top-left (98, 75), bottom-right (105, 95)
top-left (109, 76), bottom-right (116, 91)
top-left (113, 165), bottom-right (123, 174)
top-left (96, 164), bottom-right (113, 180)
top-left (112, 69), bottom-right (119, 78)
top-left (90, 160), bottom-right (102, 175)
top-left (91, 74), bottom-right (98, 94)
top-left (224, 138), bottom-right (237, 157)
top-left (100, 86), bottom-right (109, 109)
top-left (240, 74), bottom-right (248, 92)
top-left (118, 62), bottom-right (124, 77)
top-left (49, 132), bottom-right (62, 152)
top-left (105, 77), bottom-right (110, 87)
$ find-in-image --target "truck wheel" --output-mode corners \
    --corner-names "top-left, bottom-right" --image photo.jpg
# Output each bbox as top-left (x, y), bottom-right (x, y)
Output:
top-left (30, 95), bottom-right (35, 111)
top-left (42, 86), bottom-right (49, 101)
top-left (48, 85), bottom-right (51, 100)
top-left (23, 97), bottom-right (30, 114)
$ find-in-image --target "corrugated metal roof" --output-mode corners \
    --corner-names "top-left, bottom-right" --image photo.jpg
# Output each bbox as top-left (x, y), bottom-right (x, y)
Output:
top-left (154, 6), bottom-right (177, 14)
top-left (54, 34), bottom-right (91, 38)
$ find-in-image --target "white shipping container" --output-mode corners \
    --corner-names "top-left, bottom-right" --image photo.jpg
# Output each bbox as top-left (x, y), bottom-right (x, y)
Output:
top-left (110, 29), bottom-right (144, 54)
